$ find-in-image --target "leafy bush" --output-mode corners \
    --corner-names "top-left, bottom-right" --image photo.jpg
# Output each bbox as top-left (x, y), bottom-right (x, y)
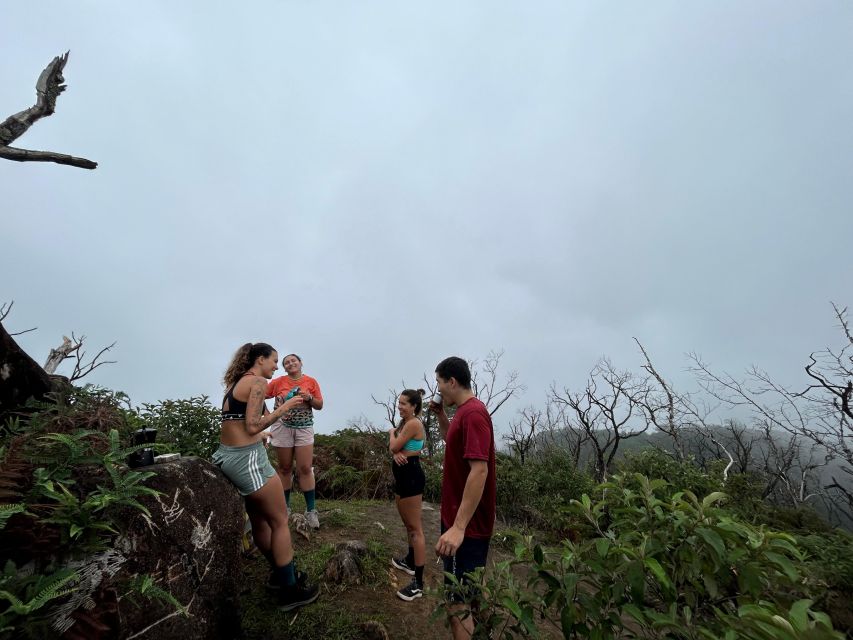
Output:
top-left (496, 451), bottom-right (593, 536)
top-left (618, 449), bottom-right (724, 498)
top-left (310, 429), bottom-right (392, 499)
top-left (137, 395), bottom-right (220, 459)
top-left (444, 473), bottom-right (844, 639)
top-left (423, 455), bottom-right (443, 503)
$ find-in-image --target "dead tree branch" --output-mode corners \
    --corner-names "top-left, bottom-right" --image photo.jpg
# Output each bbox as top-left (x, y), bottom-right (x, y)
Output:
top-left (0, 301), bottom-right (37, 336)
top-left (0, 52), bottom-right (97, 170)
top-left (551, 358), bottom-right (651, 482)
top-left (43, 333), bottom-right (115, 381)
top-left (470, 349), bottom-right (526, 417)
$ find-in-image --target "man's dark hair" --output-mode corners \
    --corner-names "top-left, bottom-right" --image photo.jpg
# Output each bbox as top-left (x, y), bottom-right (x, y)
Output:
top-left (435, 356), bottom-right (471, 389)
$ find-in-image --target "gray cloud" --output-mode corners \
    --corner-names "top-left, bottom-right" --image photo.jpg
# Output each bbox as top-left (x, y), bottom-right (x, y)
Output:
top-left (4, 1), bottom-right (852, 435)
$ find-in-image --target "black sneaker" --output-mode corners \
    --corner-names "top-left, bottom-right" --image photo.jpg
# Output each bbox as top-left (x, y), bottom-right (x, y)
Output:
top-left (267, 569), bottom-right (308, 591)
top-left (278, 580), bottom-right (320, 612)
top-left (396, 579), bottom-right (423, 601)
top-left (391, 556), bottom-right (415, 576)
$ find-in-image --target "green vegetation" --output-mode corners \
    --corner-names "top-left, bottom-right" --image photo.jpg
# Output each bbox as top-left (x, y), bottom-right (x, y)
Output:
top-left (138, 395), bottom-right (221, 459)
top-left (0, 386), bottom-right (188, 639)
top-left (440, 473), bottom-right (844, 639)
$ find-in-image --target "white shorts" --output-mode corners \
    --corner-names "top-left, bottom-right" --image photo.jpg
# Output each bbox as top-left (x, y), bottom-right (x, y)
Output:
top-left (269, 425), bottom-right (314, 448)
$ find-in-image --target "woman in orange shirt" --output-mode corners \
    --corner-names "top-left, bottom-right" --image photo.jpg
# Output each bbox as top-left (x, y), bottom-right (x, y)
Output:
top-left (266, 353), bottom-right (324, 529)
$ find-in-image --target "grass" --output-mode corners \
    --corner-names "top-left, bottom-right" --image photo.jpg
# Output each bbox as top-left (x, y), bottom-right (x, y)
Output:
top-left (241, 590), bottom-right (392, 640)
top-left (240, 497), bottom-right (396, 640)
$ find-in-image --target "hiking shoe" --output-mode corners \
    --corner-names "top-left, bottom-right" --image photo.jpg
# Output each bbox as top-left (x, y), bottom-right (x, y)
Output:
top-left (267, 569), bottom-right (308, 591)
top-left (278, 580), bottom-right (320, 612)
top-left (396, 579), bottom-right (424, 601)
top-left (305, 509), bottom-right (320, 530)
top-left (391, 556), bottom-right (415, 576)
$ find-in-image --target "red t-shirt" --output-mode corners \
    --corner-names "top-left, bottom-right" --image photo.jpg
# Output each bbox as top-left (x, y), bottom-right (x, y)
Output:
top-left (440, 396), bottom-right (496, 539)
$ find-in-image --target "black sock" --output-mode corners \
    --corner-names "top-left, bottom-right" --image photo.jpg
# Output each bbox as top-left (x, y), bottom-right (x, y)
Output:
top-left (405, 546), bottom-right (414, 565)
top-left (415, 565), bottom-right (424, 587)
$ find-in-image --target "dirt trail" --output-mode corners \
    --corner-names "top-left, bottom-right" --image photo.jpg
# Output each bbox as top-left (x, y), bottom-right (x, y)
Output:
top-left (239, 499), bottom-right (521, 640)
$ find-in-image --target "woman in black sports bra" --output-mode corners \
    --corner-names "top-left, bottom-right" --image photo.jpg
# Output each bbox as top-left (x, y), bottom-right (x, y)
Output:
top-left (212, 343), bottom-right (319, 612)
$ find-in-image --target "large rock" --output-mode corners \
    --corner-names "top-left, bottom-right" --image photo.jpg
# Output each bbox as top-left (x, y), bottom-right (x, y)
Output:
top-left (0, 321), bottom-right (52, 423)
top-left (55, 457), bottom-right (245, 640)
top-left (118, 457), bottom-right (244, 639)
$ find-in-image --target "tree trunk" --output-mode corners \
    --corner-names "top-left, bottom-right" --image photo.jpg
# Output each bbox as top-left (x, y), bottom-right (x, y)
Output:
top-left (0, 321), bottom-right (52, 423)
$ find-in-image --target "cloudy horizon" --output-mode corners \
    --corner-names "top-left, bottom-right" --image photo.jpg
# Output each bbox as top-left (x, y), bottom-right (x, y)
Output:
top-left (4, 1), bottom-right (852, 436)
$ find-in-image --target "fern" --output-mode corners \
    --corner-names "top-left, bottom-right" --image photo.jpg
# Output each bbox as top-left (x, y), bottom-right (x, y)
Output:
top-left (0, 564), bottom-right (77, 633)
top-left (125, 574), bottom-right (188, 616)
top-left (0, 503), bottom-right (26, 531)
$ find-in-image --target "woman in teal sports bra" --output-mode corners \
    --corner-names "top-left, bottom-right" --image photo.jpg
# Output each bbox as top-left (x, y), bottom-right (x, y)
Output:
top-left (388, 389), bottom-right (427, 601)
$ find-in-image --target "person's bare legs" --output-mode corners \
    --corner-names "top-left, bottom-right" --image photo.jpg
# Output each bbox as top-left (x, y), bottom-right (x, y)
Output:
top-left (275, 446), bottom-right (295, 492)
top-left (246, 502), bottom-right (272, 562)
top-left (295, 444), bottom-right (315, 493)
top-left (245, 474), bottom-right (293, 567)
top-left (397, 494), bottom-right (425, 568)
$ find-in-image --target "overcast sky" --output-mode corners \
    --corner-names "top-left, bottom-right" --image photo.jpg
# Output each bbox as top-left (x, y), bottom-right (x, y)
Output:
top-left (3, 1), bottom-right (852, 437)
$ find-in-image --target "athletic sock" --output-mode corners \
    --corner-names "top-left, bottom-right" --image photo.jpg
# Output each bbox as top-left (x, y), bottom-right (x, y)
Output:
top-left (304, 489), bottom-right (316, 511)
top-left (405, 547), bottom-right (414, 565)
top-left (415, 565), bottom-right (424, 588)
top-left (274, 561), bottom-right (296, 587)
top-left (284, 489), bottom-right (291, 510)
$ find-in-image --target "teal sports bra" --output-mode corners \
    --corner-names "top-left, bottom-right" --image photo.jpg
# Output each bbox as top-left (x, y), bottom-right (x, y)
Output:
top-left (402, 438), bottom-right (424, 452)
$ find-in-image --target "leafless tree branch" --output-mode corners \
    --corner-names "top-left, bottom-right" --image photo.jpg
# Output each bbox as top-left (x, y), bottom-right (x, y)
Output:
top-left (470, 350), bottom-right (526, 416)
top-left (0, 301), bottom-right (37, 335)
top-left (43, 333), bottom-right (116, 381)
top-left (0, 52), bottom-right (97, 170)
top-left (551, 358), bottom-right (651, 482)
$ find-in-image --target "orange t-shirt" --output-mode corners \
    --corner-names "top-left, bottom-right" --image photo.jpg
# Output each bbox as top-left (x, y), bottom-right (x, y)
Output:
top-left (266, 375), bottom-right (322, 429)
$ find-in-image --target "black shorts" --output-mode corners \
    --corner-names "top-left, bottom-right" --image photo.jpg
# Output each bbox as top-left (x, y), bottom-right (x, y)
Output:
top-left (392, 456), bottom-right (425, 498)
top-left (440, 524), bottom-right (491, 603)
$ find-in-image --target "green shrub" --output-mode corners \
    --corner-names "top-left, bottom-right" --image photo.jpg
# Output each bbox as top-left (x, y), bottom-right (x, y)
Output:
top-left (618, 449), bottom-right (724, 498)
top-left (495, 451), bottom-right (593, 535)
top-left (137, 396), bottom-right (220, 459)
top-left (444, 473), bottom-right (844, 639)
top-left (423, 455), bottom-right (443, 503)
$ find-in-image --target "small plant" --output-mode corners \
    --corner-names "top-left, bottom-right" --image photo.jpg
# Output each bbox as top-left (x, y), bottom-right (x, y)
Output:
top-left (0, 561), bottom-right (78, 638)
top-left (123, 574), bottom-right (187, 616)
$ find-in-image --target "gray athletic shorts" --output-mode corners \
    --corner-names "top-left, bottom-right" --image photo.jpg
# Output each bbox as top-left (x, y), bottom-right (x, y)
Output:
top-left (212, 441), bottom-right (276, 496)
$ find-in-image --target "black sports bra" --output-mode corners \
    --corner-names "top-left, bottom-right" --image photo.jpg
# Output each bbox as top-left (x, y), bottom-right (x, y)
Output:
top-left (221, 375), bottom-right (268, 421)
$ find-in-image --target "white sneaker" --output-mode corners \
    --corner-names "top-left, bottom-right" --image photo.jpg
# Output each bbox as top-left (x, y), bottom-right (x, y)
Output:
top-left (305, 509), bottom-right (320, 529)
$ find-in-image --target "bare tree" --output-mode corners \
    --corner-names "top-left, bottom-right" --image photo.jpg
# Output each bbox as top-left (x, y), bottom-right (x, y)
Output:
top-left (539, 399), bottom-right (589, 466)
top-left (1, 52), bottom-right (97, 169)
top-left (470, 350), bottom-right (526, 416)
top-left (503, 405), bottom-right (541, 465)
top-left (757, 424), bottom-right (828, 508)
top-left (371, 386), bottom-right (401, 430)
top-left (551, 358), bottom-right (651, 482)
top-left (0, 301), bottom-right (36, 336)
top-left (43, 333), bottom-right (116, 382)
top-left (688, 303), bottom-right (853, 521)
top-left (634, 338), bottom-right (687, 460)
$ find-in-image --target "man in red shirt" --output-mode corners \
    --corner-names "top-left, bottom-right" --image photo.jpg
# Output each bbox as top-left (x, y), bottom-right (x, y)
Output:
top-left (430, 356), bottom-right (496, 640)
